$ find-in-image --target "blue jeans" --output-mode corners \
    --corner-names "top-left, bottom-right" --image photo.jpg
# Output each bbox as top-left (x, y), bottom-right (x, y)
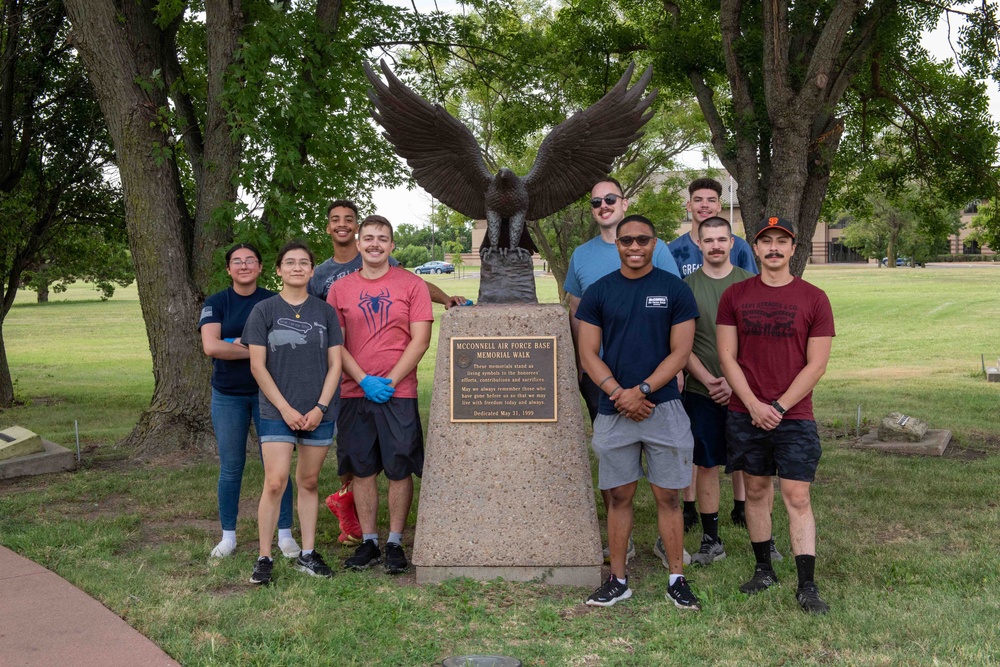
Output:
top-left (211, 388), bottom-right (293, 531)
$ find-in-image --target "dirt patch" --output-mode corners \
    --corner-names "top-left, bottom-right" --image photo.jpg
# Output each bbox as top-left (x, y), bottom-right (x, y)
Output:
top-left (142, 518), bottom-right (216, 545)
top-left (558, 603), bottom-right (594, 620)
top-left (57, 494), bottom-right (132, 519)
top-left (26, 396), bottom-right (65, 406)
top-left (943, 446), bottom-right (988, 461)
top-left (872, 526), bottom-right (926, 545)
top-left (207, 583), bottom-right (248, 599)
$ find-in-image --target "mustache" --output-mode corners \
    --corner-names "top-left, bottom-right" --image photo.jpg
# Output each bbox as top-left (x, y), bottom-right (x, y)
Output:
top-left (707, 250), bottom-right (725, 255)
top-left (765, 252), bottom-right (784, 258)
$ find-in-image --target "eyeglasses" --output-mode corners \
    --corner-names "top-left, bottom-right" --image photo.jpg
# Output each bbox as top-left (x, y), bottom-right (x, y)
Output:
top-left (229, 258), bottom-right (259, 268)
top-left (590, 194), bottom-right (623, 208)
top-left (280, 259), bottom-right (313, 268)
top-left (617, 235), bottom-right (653, 247)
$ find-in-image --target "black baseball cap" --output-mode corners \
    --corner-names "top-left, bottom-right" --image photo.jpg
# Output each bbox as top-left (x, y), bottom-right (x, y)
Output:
top-left (754, 216), bottom-right (795, 240)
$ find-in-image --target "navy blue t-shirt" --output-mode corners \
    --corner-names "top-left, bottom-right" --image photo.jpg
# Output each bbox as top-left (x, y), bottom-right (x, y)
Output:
top-left (198, 286), bottom-right (277, 395)
top-left (576, 268), bottom-right (699, 415)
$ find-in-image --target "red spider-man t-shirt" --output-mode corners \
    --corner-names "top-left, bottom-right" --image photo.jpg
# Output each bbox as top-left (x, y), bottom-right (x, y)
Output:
top-left (328, 266), bottom-right (434, 399)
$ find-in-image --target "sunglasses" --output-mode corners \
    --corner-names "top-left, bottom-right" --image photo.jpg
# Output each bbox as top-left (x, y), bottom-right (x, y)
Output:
top-left (617, 235), bottom-right (653, 247)
top-left (590, 194), bottom-right (623, 208)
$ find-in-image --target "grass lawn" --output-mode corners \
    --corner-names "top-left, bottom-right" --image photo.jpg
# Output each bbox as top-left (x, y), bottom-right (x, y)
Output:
top-left (1, 266), bottom-right (999, 666)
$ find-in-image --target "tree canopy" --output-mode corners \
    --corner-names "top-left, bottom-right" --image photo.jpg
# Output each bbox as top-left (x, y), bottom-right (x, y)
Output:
top-left (0, 0), bottom-right (127, 407)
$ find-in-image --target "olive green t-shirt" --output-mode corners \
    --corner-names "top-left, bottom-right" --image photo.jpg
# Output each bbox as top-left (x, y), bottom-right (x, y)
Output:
top-left (683, 266), bottom-right (754, 397)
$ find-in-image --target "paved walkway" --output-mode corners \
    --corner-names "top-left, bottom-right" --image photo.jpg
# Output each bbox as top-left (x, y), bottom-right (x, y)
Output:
top-left (0, 546), bottom-right (178, 666)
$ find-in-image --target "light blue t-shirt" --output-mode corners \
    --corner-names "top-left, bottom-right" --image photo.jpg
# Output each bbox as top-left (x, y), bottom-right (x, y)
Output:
top-left (564, 236), bottom-right (680, 298)
top-left (667, 232), bottom-right (758, 278)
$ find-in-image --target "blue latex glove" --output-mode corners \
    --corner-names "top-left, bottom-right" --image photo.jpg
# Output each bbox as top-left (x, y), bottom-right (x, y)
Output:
top-left (461, 299), bottom-right (474, 306)
top-left (371, 382), bottom-right (395, 404)
top-left (360, 375), bottom-right (394, 403)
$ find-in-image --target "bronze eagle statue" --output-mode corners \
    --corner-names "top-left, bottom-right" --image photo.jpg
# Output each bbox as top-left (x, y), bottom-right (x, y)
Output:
top-left (363, 61), bottom-right (658, 258)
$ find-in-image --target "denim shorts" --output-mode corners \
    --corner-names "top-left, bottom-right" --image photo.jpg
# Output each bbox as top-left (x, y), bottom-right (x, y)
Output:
top-left (258, 418), bottom-right (336, 447)
top-left (725, 410), bottom-right (821, 482)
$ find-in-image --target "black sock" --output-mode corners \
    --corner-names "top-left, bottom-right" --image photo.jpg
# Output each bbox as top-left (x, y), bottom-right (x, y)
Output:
top-left (795, 554), bottom-right (816, 588)
top-left (701, 512), bottom-right (719, 540)
top-left (683, 500), bottom-right (696, 514)
top-left (751, 540), bottom-right (772, 569)
top-left (733, 499), bottom-right (745, 513)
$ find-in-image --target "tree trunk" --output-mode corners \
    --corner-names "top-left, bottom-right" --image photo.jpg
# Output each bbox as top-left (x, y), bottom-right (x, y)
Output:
top-left (0, 320), bottom-right (12, 407)
top-left (65, 0), bottom-right (215, 459)
top-left (36, 284), bottom-right (48, 303)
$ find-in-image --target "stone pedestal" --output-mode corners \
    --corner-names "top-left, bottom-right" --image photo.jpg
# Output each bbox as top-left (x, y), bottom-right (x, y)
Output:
top-left (0, 439), bottom-right (77, 479)
top-left (413, 305), bottom-right (601, 587)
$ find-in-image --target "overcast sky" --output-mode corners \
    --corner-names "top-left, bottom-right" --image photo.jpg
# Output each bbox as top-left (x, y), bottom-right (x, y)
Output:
top-left (370, 11), bottom-right (1000, 228)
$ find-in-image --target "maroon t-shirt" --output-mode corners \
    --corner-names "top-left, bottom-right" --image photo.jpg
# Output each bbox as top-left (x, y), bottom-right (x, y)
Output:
top-left (717, 276), bottom-right (835, 420)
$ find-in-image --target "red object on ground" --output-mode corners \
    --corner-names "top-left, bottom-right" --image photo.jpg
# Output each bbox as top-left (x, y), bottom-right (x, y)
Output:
top-left (325, 486), bottom-right (362, 545)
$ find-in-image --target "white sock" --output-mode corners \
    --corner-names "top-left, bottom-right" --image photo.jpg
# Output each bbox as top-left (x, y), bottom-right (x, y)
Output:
top-left (278, 528), bottom-right (293, 541)
top-left (301, 549), bottom-right (313, 556)
top-left (222, 530), bottom-right (237, 544)
top-left (669, 574), bottom-right (683, 586)
top-left (615, 576), bottom-right (627, 585)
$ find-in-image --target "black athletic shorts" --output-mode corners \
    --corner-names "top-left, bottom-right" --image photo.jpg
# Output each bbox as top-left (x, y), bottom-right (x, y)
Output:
top-left (725, 410), bottom-right (821, 482)
top-left (579, 373), bottom-right (601, 424)
top-left (685, 391), bottom-right (728, 469)
top-left (336, 397), bottom-right (424, 480)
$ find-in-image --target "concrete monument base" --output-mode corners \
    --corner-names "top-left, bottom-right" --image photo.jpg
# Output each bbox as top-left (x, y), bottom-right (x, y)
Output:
top-left (0, 438), bottom-right (77, 479)
top-left (413, 305), bottom-right (602, 587)
top-left (857, 429), bottom-right (952, 456)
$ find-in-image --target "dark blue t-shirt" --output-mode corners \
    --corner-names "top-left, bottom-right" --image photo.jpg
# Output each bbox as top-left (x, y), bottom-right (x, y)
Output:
top-left (576, 268), bottom-right (699, 415)
top-left (198, 286), bottom-right (277, 395)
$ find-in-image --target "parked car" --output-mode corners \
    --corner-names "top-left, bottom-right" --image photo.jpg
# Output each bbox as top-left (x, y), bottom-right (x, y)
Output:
top-left (414, 260), bottom-right (455, 274)
top-left (881, 256), bottom-right (910, 267)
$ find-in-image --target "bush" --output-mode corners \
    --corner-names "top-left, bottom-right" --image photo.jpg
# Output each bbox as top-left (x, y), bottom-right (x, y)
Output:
top-left (931, 254), bottom-right (1000, 262)
top-left (393, 245), bottom-right (431, 268)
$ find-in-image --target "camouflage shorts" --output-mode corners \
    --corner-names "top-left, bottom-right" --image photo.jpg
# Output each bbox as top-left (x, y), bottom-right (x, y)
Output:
top-left (725, 411), bottom-right (821, 482)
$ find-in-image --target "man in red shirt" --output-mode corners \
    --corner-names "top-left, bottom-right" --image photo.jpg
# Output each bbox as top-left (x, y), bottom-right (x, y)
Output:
top-left (717, 217), bottom-right (835, 614)
top-left (327, 215), bottom-right (434, 575)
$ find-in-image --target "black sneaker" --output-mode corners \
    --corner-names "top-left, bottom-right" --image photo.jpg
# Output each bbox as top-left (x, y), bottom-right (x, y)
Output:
top-left (294, 551), bottom-right (333, 578)
top-left (739, 565), bottom-right (779, 594)
top-left (730, 506), bottom-right (747, 528)
top-left (796, 581), bottom-right (830, 614)
top-left (249, 556), bottom-right (273, 585)
top-left (690, 534), bottom-right (727, 566)
top-left (344, 539), bottom-right (382, 570)
top-left (585, 574), bottom-right (632, 607)
top-left (683, 505), bottom-right (699, 533)
top-left (383, 542), bottom-right (408, 575)
top-left (666, 575), bottom-right (701, 611)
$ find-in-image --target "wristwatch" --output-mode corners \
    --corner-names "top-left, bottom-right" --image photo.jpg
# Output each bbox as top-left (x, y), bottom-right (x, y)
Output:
top-left (316, 403), bottom-right (329, 414)
top-left (771, 400), bottom-right (786, 415)
top-left (639, 382), bottom-right (652, 397)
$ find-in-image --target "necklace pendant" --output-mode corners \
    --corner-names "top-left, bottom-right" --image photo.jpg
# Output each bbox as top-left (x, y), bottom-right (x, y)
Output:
top-left (295, 314), bottom-right (301, 319)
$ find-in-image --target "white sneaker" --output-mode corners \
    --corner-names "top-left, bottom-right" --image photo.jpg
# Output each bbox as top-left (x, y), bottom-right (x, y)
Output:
top-left (278, 536), bottom-right (302, 559)
top-left (654, 536), bottom-right (692, 567)
top-left (210, 538), bottom-right (236, 558)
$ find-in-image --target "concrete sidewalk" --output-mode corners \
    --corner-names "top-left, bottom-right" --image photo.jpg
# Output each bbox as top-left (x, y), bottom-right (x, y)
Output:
top-left (0, 546), bottom-right (179, 666)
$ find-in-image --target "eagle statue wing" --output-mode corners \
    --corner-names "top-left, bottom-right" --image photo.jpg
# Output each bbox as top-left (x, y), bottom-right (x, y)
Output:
top-left (364, 60), bottom-right (493, 220)
top-left (524, 64), bottom-right (657, 221)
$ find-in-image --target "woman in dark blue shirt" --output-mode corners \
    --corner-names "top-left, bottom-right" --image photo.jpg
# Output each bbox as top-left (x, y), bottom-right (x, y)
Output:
top-left (198, 243), bottom-right (299, 560)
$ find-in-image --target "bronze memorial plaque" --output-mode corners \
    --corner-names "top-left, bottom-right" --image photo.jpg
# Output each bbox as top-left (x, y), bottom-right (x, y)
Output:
top-left (451, 336), bottom-right (557, 422)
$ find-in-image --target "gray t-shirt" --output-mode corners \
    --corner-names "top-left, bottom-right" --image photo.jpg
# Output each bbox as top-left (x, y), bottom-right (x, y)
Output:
top-left (242, 295), bottom-right (344, 422)
top-left (308, 253), bottom-right (400, 299)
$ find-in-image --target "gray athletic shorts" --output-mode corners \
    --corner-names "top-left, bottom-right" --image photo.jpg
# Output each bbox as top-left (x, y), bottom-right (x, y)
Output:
top-left (590, 400), bottom-right (694, 490)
